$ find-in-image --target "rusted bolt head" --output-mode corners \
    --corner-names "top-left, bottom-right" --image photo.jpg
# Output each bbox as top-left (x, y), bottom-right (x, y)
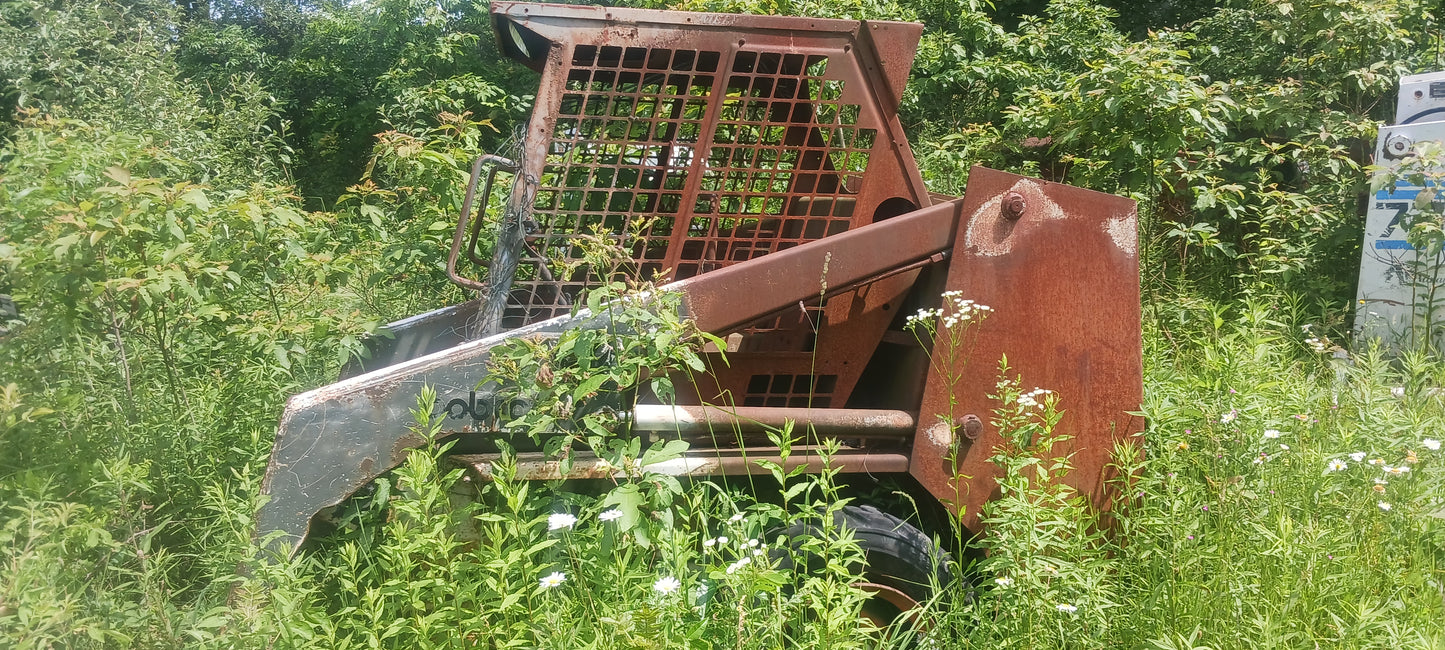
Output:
top-left (1002, 192), bottom-right (1027, 221)
top-left (961, 414), bottom-right (984, 440)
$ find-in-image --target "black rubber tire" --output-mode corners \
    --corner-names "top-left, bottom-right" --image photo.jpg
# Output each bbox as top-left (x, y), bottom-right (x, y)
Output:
top-left (779, 504), bottom-right (953, 624)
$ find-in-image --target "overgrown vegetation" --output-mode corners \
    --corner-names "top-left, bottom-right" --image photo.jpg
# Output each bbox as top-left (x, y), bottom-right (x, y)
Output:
top-left (2, 0), bottom-right (1444, 647)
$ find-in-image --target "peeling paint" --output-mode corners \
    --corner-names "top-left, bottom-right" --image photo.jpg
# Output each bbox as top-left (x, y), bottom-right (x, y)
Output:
top-left (1106, 211), bottom-right (1139, 257)
top-left (926, 421), bottom-right (953, 448)
top-left (964, 179), bottom-right (1065, 256)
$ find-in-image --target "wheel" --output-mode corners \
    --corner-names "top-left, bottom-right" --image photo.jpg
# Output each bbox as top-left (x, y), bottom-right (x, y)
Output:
top-left (779, 504), bottom-right (954, 628)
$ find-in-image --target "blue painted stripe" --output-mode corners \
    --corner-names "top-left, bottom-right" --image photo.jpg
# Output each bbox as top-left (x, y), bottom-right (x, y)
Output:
top-left (1376, 240), bottom-right (1416, 250)
top-left (1374, 178), bottom-right (1442, 201)
top-left (1376, 187), bottom-right (1421, 201)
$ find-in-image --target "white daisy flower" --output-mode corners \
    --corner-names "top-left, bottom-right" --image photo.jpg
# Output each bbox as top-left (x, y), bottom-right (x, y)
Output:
top-left (548, 513), bottom-right (577, 531)
top-left (539, 572), bottom-right (567, 589)
top-left (598, 509), bottom-right (624, 522)
top-left (653, 576), bottom-right (681, 595)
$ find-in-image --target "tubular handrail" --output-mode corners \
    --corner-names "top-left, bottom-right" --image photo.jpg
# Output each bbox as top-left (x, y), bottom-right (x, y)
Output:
top-left (447, 154), bottom-right (519, 290)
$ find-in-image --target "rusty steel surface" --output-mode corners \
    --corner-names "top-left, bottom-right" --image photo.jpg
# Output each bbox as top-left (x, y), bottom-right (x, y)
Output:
top-left (908, 167), bottom-right (1144, 533)
top-left (632, 404), bottom-right (915, 436)
top-left (670, 197), bottom-right (959, 333)
top-left (454, 447), bottom-right (911, 481)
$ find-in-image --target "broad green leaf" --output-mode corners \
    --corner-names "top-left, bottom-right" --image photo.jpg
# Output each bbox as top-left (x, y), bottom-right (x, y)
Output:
top-left (640, 438), bottom-right (690, 467)
top-left (180, 188), bottom-right (211, 212)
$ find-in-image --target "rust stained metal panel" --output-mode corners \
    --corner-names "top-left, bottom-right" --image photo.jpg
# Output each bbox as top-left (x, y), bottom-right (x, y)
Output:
top-left (632, 404), bottom-right (916, 436)
top-left (454, 447), bottom-right (911, 481)
top-left (681, 270), bottom-right (918, 410)
top-left (671, 197), bottom-right (961, 334)
top-left (491, 2), bottom-right (922, 105)
top-left (908, 167), bottom-right (1144, 533)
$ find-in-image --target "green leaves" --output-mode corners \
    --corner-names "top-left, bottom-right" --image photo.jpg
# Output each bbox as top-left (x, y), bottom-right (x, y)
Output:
top-left (904, 0), bottom-right (1429, 301)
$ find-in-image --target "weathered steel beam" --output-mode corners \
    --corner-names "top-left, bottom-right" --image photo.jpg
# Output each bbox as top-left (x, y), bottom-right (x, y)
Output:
top-left (453, 447), bottom-right (911, 481)
top-left (632, 404), bottom-right (916, 437)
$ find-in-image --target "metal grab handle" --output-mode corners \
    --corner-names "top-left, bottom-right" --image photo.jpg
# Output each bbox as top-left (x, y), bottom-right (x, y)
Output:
top-left (448, 154), bottom-right (519, 290)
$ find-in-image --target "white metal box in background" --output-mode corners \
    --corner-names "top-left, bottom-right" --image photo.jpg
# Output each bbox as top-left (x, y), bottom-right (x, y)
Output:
top-left (1355, 71), bottom-right (1445, 347)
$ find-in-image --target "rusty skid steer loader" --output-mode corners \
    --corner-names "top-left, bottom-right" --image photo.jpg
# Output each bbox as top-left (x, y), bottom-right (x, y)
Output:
top-left (257, 0), bottom-right (1144, 615)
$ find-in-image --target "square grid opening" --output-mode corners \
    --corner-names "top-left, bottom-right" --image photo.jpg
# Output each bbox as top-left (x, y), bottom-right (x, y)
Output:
top-left (505, 43), bottom-right (876, 328)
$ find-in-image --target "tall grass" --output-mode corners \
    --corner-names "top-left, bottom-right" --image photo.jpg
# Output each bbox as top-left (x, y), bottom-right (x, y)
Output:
top-left (3, 294), bottom-right (1442, 648)
top-left (924, 296), bottom-right (1445, 649)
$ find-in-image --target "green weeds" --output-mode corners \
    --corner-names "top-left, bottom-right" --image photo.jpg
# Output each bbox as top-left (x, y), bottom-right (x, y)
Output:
top-left (923, 298), bottom-right (1445, 649)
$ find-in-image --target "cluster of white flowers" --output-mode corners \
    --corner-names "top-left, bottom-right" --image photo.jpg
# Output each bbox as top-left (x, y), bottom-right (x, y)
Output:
top-left (1017, 388), bottom-right (1052, 409)
top-left (905, 307), bottom-right (944, 328)
top-left (705, 536), bottom-right (766, 553)
top-left (725, 556), bottom-right (751, 574)
top-left (548, 513), bottom-right (577, 531)
top-left (941, 292), bottom-right (993, 328)
top-left (904, 292), bottom-right (994, 331)
top-left (1304, 337), bottom-right (1329, 353)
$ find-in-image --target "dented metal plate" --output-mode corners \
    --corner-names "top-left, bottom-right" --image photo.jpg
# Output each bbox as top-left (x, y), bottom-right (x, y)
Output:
top-left (909, 167), bottom-right (1144, 532)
